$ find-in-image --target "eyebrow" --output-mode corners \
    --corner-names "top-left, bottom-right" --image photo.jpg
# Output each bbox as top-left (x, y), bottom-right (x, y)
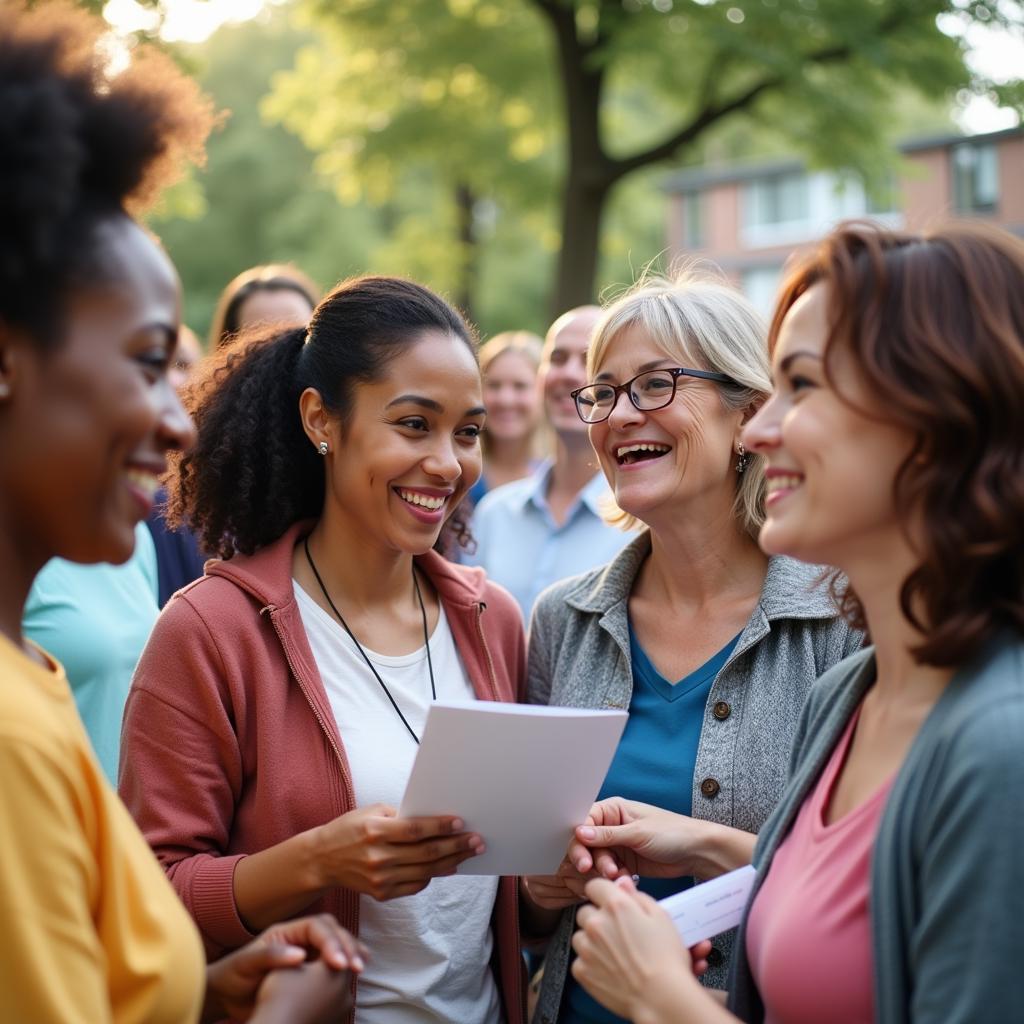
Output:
top-left (386, 394), bottom-right (487, 418)
top-left (595, 357), bottom-right (674, 382)
top-left (777, 350), bottom-right (823, 373)
top-left (386, 394), bottom-right (443, 412)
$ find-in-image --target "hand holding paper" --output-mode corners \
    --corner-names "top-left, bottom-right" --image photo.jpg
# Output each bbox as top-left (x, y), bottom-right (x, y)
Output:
top-left (572, 869), bottom-right (756, 1021)
top-left (573, 877), bottom-right (710, 1021)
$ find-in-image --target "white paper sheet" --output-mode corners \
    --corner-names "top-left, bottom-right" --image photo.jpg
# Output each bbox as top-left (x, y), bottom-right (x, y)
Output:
top-left (658, 864), bottom-right (758, 946)
top-left (399, 701), bottom-right (628, 876)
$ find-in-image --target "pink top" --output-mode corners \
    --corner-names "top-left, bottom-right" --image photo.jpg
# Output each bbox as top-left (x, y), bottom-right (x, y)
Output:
top-left (746, 707), bottom-right (894, 1024)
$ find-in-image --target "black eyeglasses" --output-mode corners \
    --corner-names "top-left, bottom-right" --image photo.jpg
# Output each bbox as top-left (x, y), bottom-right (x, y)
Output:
top-left (570, 367), bottom-right (738, 424)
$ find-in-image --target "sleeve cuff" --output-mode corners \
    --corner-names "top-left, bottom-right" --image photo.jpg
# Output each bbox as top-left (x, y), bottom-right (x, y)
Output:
top-left (189, 853), bottom-right (258, 951)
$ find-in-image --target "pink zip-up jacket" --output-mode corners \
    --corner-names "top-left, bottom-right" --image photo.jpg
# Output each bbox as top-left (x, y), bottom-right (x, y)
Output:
top-left (119, 522), bottom-right (528, 1024)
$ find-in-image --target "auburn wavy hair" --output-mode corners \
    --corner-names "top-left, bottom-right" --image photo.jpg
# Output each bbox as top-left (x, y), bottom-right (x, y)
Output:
top-left (770, 221), bottom-right (1024, 667)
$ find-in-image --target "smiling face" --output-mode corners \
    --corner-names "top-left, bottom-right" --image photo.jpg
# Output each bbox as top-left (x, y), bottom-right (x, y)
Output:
top-left (540, 308), bottom-right (601, 438)
top-left (319, 330), bottom-right (485, 555)
top-left (482, 348), bottom-right (541, 444)
top-left (743, 284), bottom-right (915, 571)
top-left (0, 216), bottom-right (195, 567)
top-left (587, 324), bottom-right (744, 530)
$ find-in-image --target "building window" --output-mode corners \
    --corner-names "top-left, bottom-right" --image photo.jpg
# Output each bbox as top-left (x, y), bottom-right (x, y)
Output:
top-left (745, 173), bottom-right (810, 228)
top-left (952, 143), bottom-right (999, 213)
top-left (741, 266), bottom-right (784, 317)
top-left (683, 192), bottom-right (704, 249)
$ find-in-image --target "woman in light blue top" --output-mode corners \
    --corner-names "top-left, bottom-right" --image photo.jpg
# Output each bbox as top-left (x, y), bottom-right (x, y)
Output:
top-left (23, 521), bottom-right (159, 783)
top-left (521, 271), bottom-right (860, 1023)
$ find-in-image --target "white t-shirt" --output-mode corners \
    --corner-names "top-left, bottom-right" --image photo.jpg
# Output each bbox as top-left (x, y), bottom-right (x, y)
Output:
top-left (294, 582), bottom-right (502, 1024)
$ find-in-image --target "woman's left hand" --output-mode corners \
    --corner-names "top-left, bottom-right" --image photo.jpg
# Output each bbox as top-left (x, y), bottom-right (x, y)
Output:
top-left (571, 877), bottom-right (707, 1021)
top-left (203, 913), bottom-right (367, 1023)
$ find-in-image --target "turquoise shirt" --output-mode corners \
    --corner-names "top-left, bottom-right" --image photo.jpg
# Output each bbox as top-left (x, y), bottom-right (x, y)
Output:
top-left (23, 523), bottom-right (159, 783)
top-left (563, 625), bottom-right (740, 1024)
top-left (466, 460), bottom-right (632, 621)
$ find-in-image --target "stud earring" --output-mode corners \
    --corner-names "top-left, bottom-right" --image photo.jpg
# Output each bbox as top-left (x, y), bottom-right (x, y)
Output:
top-left (318, 441), bottom-right (329, 456)
top-left (735, 442), bottom-right (749, 475)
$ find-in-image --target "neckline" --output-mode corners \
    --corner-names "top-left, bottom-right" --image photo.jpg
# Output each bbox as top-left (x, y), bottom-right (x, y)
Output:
top-left (293, 578), bottom-right (445, 667)
top-left (813, 704), bottom-right (895, 837)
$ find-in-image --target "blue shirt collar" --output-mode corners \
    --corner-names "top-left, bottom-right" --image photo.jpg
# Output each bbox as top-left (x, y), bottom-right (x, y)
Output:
top-left (522, 458), bottom-right (609, 521)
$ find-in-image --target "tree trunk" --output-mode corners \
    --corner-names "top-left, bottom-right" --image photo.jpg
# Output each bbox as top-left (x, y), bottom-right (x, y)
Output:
top-left (454, 180), bottom-right (478, 324)
top-left (531, 0), bottom-right (613, 319)
top-left (552, 173), bottom-right (610, 316)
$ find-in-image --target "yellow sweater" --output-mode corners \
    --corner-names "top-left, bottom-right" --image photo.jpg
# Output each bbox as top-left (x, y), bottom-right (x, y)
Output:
top-left (0, 634), bottom-right (204, 1023)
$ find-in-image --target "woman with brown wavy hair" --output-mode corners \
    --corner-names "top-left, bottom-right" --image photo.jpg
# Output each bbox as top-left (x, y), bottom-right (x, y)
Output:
top-left (566, 221), bottom-right (1024, 1023)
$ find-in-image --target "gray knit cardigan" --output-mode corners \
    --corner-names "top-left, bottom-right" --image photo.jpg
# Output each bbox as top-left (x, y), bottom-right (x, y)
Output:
top-left (728, 632), bottom-right (1024, 1023)
top-left (527, 531), bottom-right (863, 1024)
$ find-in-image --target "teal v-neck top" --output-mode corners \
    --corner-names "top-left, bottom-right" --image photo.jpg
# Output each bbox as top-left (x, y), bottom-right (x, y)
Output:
top-left (563, 624), bottom-right (740, 1024)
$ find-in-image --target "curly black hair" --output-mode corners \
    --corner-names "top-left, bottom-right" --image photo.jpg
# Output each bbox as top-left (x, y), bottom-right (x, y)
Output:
top-left (0, 2), bottom-right (214, 346)
top-left (168, 275), bottom-right (480, 559)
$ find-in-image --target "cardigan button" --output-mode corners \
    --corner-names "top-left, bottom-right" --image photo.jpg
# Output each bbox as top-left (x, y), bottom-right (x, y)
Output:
top-left (700, 777), bottom-right (721, 799)
top-left (713, 701), bottom-right (731, 720)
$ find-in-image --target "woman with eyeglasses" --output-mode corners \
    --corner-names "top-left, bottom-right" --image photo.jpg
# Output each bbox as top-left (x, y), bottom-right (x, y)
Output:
top-left (568, 223), bottom-right (1024, 1023)
top-left (521, 271), bottom-right (861, 1024)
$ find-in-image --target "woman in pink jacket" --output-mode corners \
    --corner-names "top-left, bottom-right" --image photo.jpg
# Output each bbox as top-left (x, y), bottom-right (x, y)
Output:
top-left (119, 277), bottom-right (528, 1023)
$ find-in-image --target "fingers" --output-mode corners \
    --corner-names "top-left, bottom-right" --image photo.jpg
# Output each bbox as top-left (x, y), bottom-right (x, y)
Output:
top-left (375, 814), bottom-right (468, 843)
top-left (267, 914), bottom-right (368, 972)
top-left (582, 876), bottom-right (623, 908)
top-left (523, 874), bottom-right (581, 910)
top-left (568, 835), bottom-right (594, 874)
top-left (688, 938), bottom-right (712, 976)
top-left (593, 848), bottom-right (627, 880)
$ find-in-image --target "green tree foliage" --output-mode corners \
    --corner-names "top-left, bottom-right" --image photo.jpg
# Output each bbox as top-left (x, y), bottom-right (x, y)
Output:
top-left (268, 0), bottom-right (1022, 315)
top-left (150, 12), bottom-right (381, 341)
top-left (146, 7), bottom-right (565, 338)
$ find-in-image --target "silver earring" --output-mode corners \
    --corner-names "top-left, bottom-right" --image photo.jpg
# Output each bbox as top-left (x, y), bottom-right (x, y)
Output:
top-left (735, 442), bottom-right (749, 474)
top-left (318, 441), bottom-right (329, 456)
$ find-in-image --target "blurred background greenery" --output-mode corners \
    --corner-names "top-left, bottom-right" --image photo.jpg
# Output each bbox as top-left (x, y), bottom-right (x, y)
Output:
top-left (91, 0), bottom-right (1023, 339)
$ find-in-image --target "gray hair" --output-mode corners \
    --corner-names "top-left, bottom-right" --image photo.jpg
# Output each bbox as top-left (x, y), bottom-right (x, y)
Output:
top-left (588, 267), bottom-right (771, 536)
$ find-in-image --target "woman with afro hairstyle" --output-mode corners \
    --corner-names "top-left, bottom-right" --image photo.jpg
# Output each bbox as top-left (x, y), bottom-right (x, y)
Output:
top-left (118, 274), bottom-right (530, 1023)
top-left (0, 4), bottom-right (365, 1022)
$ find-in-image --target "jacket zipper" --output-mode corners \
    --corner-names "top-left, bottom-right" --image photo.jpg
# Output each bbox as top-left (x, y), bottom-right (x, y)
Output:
top-left (264, 605), bottom-right (349, 780)
top-left (474, 601), bottom-right (502, 702)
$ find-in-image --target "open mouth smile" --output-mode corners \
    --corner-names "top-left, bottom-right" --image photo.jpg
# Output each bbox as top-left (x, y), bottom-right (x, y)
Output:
top-left (616, 442), bottom-right (672, 466)
top-left (765, 473), bottom-right (804, 506)
top-left (393, 487), bottom-right (452, 524)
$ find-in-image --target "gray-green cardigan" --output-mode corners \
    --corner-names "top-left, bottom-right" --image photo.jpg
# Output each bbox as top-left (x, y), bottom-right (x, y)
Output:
top-left (728, 631), bottom-right (1024, 1023)
top-left (527, 532), bottom-right (862, 1024)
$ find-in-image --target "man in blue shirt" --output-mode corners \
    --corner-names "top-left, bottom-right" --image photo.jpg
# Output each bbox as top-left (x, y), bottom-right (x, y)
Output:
top-left (468, 306), bottom-right (633, 620)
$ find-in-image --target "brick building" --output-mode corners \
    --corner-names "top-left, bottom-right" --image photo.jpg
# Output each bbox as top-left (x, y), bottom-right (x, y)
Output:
top-left (664, 125), bottom-right (1024, 313)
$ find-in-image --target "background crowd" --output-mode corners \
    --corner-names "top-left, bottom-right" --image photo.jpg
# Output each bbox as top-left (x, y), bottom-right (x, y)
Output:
top-left (2, 2), bottom-right (1023, 1024)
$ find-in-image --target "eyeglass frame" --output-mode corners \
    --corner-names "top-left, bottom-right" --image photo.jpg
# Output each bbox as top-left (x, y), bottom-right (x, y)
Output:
top-left (570, 366), bottom-right (740, 424)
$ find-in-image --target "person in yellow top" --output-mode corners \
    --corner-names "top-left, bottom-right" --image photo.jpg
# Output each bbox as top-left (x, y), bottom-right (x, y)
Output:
top-left (0, 5), bottom-right (364, 1022)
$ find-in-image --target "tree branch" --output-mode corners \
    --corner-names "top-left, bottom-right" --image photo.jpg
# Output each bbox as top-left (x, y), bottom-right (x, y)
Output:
top-left (607, 9), bottom-right (913, 183)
